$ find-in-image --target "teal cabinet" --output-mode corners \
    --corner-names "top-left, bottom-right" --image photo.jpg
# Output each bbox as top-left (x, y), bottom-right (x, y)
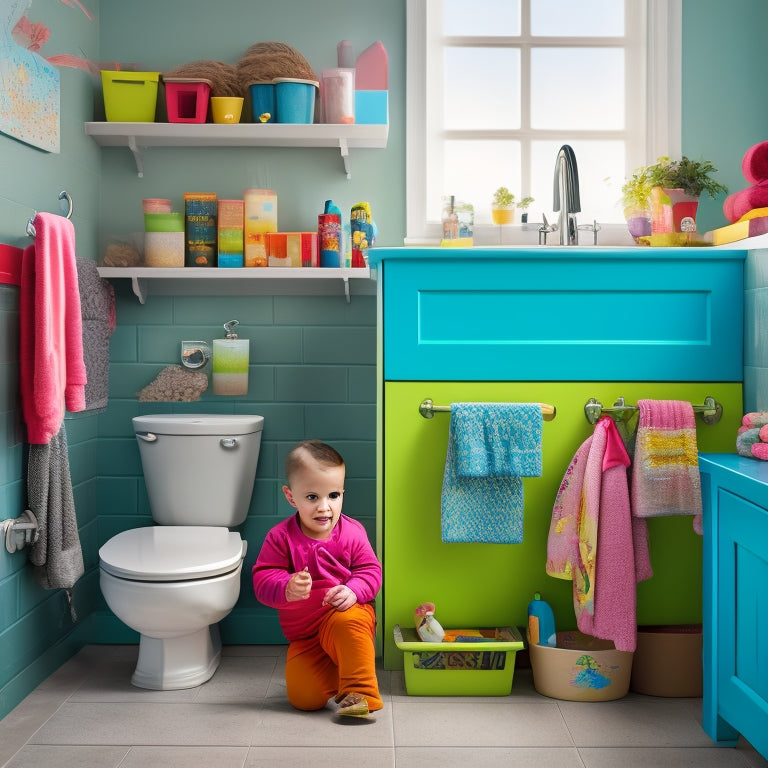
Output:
top-left (700, 454), bottom-right (768, 760)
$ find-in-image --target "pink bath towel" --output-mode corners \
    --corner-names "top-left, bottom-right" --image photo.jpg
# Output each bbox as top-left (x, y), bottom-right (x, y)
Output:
top-left (630, 399), bottom-right (702, 534)
top-left (548, 417), bottom-right (652, 652)
top-left (20, 213), bottom-right (87, 444)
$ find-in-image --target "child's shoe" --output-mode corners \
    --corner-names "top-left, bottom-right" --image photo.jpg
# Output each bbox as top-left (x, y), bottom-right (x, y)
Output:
top-left (335, 692), bottom-right (370, 717)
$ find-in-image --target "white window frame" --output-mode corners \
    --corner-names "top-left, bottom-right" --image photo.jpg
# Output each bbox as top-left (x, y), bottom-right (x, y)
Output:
top-left (405, 0), bottom-right (681, 245)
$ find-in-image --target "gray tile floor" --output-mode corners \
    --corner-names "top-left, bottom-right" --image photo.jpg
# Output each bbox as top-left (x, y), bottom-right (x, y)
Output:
top-left (1, 644), bottom-right (766, 768)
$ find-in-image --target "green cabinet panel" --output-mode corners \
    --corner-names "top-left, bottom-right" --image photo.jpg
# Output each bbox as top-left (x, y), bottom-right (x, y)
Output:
top-left (382, 381), bottom-right (742, 669)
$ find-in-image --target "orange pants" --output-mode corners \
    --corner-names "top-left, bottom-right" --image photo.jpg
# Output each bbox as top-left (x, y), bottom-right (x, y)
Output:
top-left (285, 602), bottom-right (382, 712)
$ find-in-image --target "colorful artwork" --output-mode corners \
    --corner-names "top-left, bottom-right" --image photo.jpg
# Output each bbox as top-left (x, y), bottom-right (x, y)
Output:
top-left (569, 654), bottom-right (618, 690)
top-left (0, 0), bottom-right (93, 153)
top-left (0, 0), bottom-right (60, 151)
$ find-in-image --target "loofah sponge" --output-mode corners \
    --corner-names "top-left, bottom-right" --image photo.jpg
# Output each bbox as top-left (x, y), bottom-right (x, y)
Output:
top-left (163, 60), bottom-right (240, 97)
top-left (137, 365), bottom-right (208, 402)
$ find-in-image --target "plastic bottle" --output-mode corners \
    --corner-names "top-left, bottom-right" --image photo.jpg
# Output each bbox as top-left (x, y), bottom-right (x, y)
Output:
top-left (527, 592), bottom-right (556, 647)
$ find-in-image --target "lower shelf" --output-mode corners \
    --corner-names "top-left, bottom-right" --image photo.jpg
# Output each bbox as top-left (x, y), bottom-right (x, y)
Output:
top-left (97, 266), bottom-right (375, 303)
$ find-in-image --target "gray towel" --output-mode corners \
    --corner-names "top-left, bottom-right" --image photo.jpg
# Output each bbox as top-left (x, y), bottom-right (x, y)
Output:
top-left (76, 258), bottom-right (115, 411)
top-left (27, 425), bottom-right (84, 620)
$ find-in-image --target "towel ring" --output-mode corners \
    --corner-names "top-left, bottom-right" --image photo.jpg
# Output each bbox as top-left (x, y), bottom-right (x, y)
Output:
top-left (26, 190), bottom-right (74, 238)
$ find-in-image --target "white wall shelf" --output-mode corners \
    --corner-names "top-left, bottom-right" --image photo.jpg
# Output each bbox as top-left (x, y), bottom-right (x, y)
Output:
top-left (84, 122), bottom-right (389, 178)
top-left (97, 266), bottom-right (375, 304)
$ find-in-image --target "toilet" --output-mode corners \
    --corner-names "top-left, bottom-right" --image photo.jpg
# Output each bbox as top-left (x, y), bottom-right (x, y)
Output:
top-left (99, 413), bottom-right (263, 690)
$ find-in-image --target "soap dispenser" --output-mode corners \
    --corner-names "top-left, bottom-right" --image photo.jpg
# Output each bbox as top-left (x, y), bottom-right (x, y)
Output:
top-left (213, 320), bottom-right (249, 396)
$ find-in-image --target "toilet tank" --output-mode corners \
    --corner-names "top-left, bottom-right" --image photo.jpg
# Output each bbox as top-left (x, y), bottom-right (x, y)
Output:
top-left (132, 414), bottom-right (263, 526)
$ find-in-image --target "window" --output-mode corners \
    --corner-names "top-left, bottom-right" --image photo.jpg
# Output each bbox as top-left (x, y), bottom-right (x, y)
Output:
top-left (406, 0), bottom-right (681, 245)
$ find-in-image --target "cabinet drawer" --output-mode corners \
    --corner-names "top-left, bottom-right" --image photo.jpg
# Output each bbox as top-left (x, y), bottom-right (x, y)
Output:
top-left (379, 250), bottom-right (744, 381)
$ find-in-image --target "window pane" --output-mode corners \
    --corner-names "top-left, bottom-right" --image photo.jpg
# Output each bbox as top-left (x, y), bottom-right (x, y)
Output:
top-left (531, 48), bottom-right (624, 130)
top-left (434, 140), bottom-right (522, 223)
top-left (531, 0), bottom-right (624, 37)
top-left (531, 140), bottom-right (626, 224)
top-left (443, 0), bottom-right (521, 36)
top-left (444, 47), bottom-right (520, 130)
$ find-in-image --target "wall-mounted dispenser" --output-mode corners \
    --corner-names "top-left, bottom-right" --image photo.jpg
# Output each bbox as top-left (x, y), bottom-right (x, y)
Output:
top-left (181, 340), bottom-right (211, 369)
top-left (213, 320), bottom-right (249, 396)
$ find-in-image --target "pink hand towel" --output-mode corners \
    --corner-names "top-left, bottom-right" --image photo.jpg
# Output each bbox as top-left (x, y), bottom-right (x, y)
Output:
top-left (630, 399), bottom-right (702, 534)
top-left (742, 140), bottom-right (768, 185)
top-left (20, 212), bottom-right (87, 444)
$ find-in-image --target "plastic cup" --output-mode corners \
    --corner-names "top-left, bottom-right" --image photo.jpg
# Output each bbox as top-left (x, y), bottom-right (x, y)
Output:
top-left (211, 96), bottom-right (244, 124)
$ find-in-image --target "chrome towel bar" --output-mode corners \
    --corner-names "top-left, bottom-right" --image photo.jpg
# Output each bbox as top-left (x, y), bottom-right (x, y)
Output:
top-left (419, 399), bottom-right (557, 421)
top-left (584, 396), bottom-right (723, 425)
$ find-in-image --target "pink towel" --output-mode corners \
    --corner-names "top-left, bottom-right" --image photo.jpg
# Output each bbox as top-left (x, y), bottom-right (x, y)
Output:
top-left (548, 417), bottom-right (652, 652)
top-left (20, 213), bottom-right (86, 444)
top-left (630, 399), bottom-right (702, 534)
top-left (723, 181), bottom-right (768, 223)
top-left (742, 140), bottom-right (768, 185)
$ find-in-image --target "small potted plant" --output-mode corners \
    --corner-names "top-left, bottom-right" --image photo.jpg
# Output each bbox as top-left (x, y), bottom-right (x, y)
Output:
top-left (516, 195), bottom-right (535, 224)
top-left (491, 186), bottom-right (516, 225)
top-left (623, 156), bottom-right (727, 237)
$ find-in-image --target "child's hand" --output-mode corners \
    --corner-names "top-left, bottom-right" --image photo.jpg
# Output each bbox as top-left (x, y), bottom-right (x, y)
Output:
top-left (323, 584), bottom-right (357, 612)
top-left (286, 567), bottom-right (312, 602)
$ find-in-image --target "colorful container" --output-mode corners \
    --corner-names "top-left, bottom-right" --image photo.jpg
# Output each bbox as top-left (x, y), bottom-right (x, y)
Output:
top-left (318, 212), bottom-right (341, 267)
top-left (101, 71), bottom-right (160, 122)
top-left (243, 189), bottom-right (277, 267)
top-left (184, 192), bottom-right (217, 267)
top-left (528, 630), bottom-right (633, 702)
top-left (217, 200), bottom-right (244, 268)
top-left (164, 78), bottom-right (211, 124)
top-left (394, 625), bottom-right (524, 696)
top-left (249, 82), bottom-right (276, 123)
top-left (211, 96), bottom-right (244, 124)
top-left (274, 78), bottom-right (318, 124)
top-left (267, 232), bottom-right (317, 267)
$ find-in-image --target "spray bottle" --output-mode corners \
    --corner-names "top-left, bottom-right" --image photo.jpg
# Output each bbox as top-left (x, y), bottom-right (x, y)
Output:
top-left (212, 320), bottom-right (249, 396)
top-left (527, 592), bottom-right (557, 647)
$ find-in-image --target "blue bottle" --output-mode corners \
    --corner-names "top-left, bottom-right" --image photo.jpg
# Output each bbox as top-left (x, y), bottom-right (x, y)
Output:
top-left (527, 592), bottom-right (556, 647)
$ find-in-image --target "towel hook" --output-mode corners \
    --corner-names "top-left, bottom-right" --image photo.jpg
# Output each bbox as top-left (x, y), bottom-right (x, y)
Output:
top-left (26, 190), bottom-right (74, 238)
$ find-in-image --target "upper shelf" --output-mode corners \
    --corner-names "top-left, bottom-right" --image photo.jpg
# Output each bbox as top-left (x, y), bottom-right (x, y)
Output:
top-left (97, 266), bottom-right (376, 304)
top-left (84, 122), bottom-right (389, 178)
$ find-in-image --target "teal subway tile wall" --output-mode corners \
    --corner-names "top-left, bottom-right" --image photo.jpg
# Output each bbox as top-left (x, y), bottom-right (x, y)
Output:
top-left (2, 0), bottom-right (768, 723)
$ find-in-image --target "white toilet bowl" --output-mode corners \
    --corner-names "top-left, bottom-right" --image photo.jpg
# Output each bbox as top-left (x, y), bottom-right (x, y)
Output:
top-left (99, 526), bottom-right (247, 689)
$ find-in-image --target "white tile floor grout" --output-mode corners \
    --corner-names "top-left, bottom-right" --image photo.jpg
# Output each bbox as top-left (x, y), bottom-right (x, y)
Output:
top-left (0, 644), bottom-right (766, 768)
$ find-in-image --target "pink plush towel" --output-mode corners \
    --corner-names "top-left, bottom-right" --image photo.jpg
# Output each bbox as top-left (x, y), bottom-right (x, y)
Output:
top-left (20, 213), bottom-right (87, 444)
top-left (742, 140), bottom-right (768, 185)
top-left (723, 181), bottom-right (768, 223)
top-left (630, 399), bottom-right (702, 534)
top-left (548, 417), bottom-right (652, 652)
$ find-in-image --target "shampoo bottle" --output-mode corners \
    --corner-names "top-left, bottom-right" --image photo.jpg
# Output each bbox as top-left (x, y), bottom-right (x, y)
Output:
top-left (527, 592), bottom-right (556, 647)
top-left (213, 320), bottom-right (249, 396)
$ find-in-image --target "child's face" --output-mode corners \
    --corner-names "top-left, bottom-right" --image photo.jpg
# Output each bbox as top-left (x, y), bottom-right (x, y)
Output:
top-left (282, 459), bottom-right (345, 540)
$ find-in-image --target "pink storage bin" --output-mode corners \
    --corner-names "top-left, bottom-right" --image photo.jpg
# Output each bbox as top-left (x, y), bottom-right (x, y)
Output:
top-left (164, 78), bottom-right (212, 123)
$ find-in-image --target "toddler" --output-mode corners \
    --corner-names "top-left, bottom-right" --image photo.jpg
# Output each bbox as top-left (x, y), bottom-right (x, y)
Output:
top-left (252, 439), bottom-right (382, 717)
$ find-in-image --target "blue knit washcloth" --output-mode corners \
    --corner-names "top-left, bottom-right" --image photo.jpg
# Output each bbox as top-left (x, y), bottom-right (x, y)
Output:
top-left (441, 403), bottom-right (543, 544)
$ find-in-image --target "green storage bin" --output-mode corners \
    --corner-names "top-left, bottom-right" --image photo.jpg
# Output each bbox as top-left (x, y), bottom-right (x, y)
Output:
top-left (101, 71), bottom-right (160, 122)
top-left (393, 625), bottom-right (524, 696)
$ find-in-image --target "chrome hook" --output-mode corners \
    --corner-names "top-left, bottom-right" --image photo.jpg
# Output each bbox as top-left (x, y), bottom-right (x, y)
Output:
top-left (26, 189), bottom-right (74, 238)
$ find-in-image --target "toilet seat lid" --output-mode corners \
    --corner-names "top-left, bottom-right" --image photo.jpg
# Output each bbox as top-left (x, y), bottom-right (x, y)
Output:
top-left (99, 526), bottom-right (246, 581)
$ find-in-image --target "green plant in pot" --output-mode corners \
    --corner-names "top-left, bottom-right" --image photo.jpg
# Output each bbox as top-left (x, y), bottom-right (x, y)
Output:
top-left (516, 195), bottom-right (535, 224)
top-left (623, 156), bottom-right (727, 238)
top-left (491, 186), bottom-right (516, 225)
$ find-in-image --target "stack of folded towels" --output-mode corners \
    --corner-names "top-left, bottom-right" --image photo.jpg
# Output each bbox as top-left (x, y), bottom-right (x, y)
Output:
top-left (736, 412), bottom-right (768, 460)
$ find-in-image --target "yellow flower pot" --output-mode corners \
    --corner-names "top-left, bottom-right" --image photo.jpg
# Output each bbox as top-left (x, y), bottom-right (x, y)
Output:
top-left (491, 207), bottom-right (515, 225)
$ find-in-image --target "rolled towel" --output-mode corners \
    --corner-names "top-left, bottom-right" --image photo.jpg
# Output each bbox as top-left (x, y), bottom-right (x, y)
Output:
top-left (743, 411), bottom-right (768, 429)
top-left (742, 141), bottom-right (768, 185)
top-left (723, 182), bottom-right (768, 223)
top-left (736, 427), bottom-right (761, 458)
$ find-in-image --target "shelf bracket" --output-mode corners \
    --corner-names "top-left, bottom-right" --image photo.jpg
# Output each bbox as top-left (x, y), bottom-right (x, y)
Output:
top-left (131, 275), bottom-right (148, 304)
top-left (343, 276), bottom-right (351, 303)
top-left (127, 135), bottom-right (145, 178)
top-left (338, 137), bottom-right (351, 179)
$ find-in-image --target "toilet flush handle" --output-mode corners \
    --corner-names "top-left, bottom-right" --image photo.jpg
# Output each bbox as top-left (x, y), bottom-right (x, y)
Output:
top-left (220, 438), bottom-right (238, 449)
top-left (135, 432), bottom-right (157, 442)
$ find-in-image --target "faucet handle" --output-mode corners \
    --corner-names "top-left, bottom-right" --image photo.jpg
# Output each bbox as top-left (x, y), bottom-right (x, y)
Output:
top-left (538, 213), bottom-right (557, 245)
top-left (577, 219), bottom-right (601, 245)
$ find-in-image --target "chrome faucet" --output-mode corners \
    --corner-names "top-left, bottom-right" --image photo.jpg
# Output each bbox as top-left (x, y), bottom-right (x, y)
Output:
top-left (553, 144), bottom-right (581, 245)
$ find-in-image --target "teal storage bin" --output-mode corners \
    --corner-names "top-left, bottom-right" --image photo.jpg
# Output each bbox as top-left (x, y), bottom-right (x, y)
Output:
top-left (274, 78), bottom-right (318, 124)
top-left (249, 82), bottom-right (275, 122)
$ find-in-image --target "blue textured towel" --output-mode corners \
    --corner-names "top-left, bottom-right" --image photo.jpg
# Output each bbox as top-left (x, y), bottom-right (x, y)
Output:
top-left (441, 403), bottom-right (543, 544)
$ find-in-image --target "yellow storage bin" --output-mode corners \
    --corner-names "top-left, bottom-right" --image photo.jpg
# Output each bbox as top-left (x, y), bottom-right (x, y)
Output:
top-left (101, 71), bottom-right (160, 122)
top-left (393, 625), bottom-right (524, 696)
